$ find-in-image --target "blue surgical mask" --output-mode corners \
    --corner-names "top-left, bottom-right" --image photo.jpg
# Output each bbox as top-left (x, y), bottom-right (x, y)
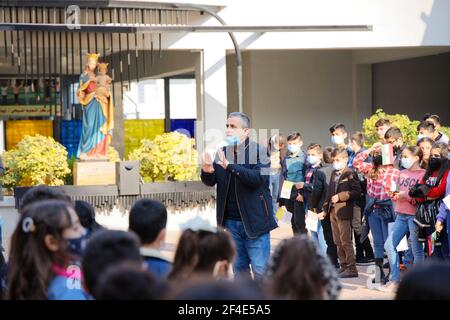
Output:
top-left (401, 157), bottom-right (414, 170)
top-left (331, 135), bottom-right (345, 145)
top-left (67, 229), bottom-right (88, 257)
top-left (332, 161), bottom-right (345, 171)
top-left (288, 144), bottom-right (301, 154)
top-left (307, 155), bottom-right (319, 165)
top-left (225, 135), bottom-right (239, 146)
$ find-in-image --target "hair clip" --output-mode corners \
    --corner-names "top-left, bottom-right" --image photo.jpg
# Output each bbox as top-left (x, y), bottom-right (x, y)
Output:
top-left (22, 217), bottom-right (36, 233)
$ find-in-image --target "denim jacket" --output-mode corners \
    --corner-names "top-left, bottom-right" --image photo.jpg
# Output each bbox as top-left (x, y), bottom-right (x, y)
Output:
top-left (364, 196), bottom-right (395, 223)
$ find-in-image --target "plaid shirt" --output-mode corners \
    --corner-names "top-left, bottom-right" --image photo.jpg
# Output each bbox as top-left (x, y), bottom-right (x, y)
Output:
top-left (353, 150), bottom-right (400, 200)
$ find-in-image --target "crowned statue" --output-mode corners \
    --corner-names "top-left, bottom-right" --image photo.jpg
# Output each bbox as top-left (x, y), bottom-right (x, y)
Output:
top-left (76, 53), bottom-right (114, 160)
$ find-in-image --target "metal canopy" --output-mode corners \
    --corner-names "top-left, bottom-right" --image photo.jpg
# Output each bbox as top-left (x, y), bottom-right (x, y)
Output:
top-left (0, 22), bottom-right (373, 33)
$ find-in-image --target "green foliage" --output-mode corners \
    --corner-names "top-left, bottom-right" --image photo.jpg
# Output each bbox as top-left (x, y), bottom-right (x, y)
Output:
top-left (128, 132), bottom-right (199, 182)
top-left (362, 108), bottom-right (421, 147)
top-left (0, 135), bottom-right (70, 190)
top-left (362, 108), bottom-right (450, 148)
top-left (108, 146), bottom-right (121, 162)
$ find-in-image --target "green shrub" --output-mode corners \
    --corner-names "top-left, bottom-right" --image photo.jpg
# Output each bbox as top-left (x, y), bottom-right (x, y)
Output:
top-left (128, 132), bottom-right (199, 182)
top-left (0, 135), bottom-right (70, 190)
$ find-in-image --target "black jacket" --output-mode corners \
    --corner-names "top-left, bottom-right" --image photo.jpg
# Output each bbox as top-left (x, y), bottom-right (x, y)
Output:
top-left (304, 164), bottom-right (327, 212)
top-left (201, 138), bottom-right (278, 239)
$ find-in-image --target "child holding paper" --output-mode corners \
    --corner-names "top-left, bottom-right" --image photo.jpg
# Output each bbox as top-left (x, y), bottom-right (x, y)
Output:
top-left (322, 148), bottom-right (361, 278)
top-left (381, 146), bottom-right (425, 292)
top-left (281, 132), bottom-right (307, 235)
top-left (302, 143), bottom-right (328, 255)
top-left (353, 142), bottom-right (400, 284)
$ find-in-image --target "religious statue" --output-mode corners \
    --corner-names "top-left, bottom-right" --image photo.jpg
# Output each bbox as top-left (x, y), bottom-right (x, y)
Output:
top-left (76, 53), bottom-right (114, 160)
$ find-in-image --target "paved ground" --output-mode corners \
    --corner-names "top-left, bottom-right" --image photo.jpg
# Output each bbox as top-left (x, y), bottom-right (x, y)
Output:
top-left (160, 219), bottom-right (395, 300)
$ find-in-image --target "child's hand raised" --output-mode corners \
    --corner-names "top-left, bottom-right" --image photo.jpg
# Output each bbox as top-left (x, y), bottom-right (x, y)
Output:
top-left (370, 142), bottom-right (383, 153)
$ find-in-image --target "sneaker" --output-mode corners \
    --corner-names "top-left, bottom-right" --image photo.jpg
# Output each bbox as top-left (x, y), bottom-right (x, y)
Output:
top-left (339, 269), bottom-right (358, 278)
top-left (376, 282), bottom-right (398, 293)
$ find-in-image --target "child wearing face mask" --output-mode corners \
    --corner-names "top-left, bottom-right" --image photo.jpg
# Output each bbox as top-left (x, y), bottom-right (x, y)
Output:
top-left (281, 132), bottom-right (307, 235)
top-left (353, 142), bottom-right (400, 284)
top-left (322, 148), bottom-right (361, 278)
top-left (6, 200), bottom-right (89, 300)
top-left (381, 146), bottom-right (425, 292)
top-left (384, 127), bottom-right (407, 170)
top-left (413, 142), bottom-right (449, 257)
top-left (302, 144), bottom-right (328, 255)
top-left (329, 123), bottom-right (349, 150)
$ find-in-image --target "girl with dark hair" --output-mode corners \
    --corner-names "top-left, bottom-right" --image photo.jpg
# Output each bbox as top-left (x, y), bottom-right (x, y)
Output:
top-left (353, 142), bottom-right (400, 284)
top-left (74, 200), bottom-right (103, 234)
top-left (168, 218), bottom-right (236, 282)
top-left (417, 137), bottom-right (434, 169)
top-left (412, 142), bottom-right (449, 257)
top-left (265, 234), bottom-right (341, 300)
top-left (6, 200), bottom-right (88, 300)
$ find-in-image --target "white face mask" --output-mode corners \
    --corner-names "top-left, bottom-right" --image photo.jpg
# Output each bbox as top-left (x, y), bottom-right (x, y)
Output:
top-left (331, 135), bottom-right (345, 145)
top-left (307, 155), bottom-right (319, 165)
top-left (332, 161), bottom-right (345, 171)
top-left (417, 133), bottom-right (427, 141)
top-left (288, 144), bottom-right (301, 154)
top-left (401, 157), bottom-right (414, 169)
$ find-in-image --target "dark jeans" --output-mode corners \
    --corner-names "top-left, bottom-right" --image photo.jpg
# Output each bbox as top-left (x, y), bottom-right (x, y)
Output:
top-left (354, 198), bottom-right (374, 259)
top-left (285, 199), bottom-right (306, 235)
top-left (321, 212), bottom-right (338, 266)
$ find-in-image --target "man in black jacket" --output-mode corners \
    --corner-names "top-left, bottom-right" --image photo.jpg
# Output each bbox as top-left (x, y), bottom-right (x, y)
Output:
top-left (201, 112), bottom-right (278, 279)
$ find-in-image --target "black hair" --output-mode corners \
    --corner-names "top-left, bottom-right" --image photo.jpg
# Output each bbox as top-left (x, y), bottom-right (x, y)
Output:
top-left (329, 123), bottom-right (346, 134)
top-left (74, 200), bottom-right (102, 233)
top-left (19, 186), bottom-right (71, 212)
top-left (81, 229), bottom-right (142, 296)
top-left (323, 146), bottom-right (334, 164)
top-left (287, 132), bottom-right (303, 142)
top-left (396, 262), bottom-right (450, 300)
top-left (422, 142), bottom-right (450, 183)
top-left (129, 199), bottom-right (168, 245)
top-left (95, 262), bottom-right (160, 300)
top-left (417, 121), bottom-right (436, 133)
top-left (423, 113), bottom-right (440, 126)
top-left (384, 127), bottom-right (403, 140)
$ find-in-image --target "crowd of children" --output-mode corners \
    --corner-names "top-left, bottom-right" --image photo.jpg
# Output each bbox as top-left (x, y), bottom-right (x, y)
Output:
top-left (0, 112), bottom-right (449, 300)
top-left (269, 113), bottom-right (450, 293)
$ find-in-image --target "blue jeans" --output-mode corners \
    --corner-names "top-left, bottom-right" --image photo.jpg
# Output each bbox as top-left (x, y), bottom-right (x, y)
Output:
top-left (368, 211), bottom-right (389, 259)
top-left (385, 214), bottom-right (424, 283)
top-left (269, 173), bottom-right (281, 219)
top-left (224, 219), bottom-right (271, 279)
